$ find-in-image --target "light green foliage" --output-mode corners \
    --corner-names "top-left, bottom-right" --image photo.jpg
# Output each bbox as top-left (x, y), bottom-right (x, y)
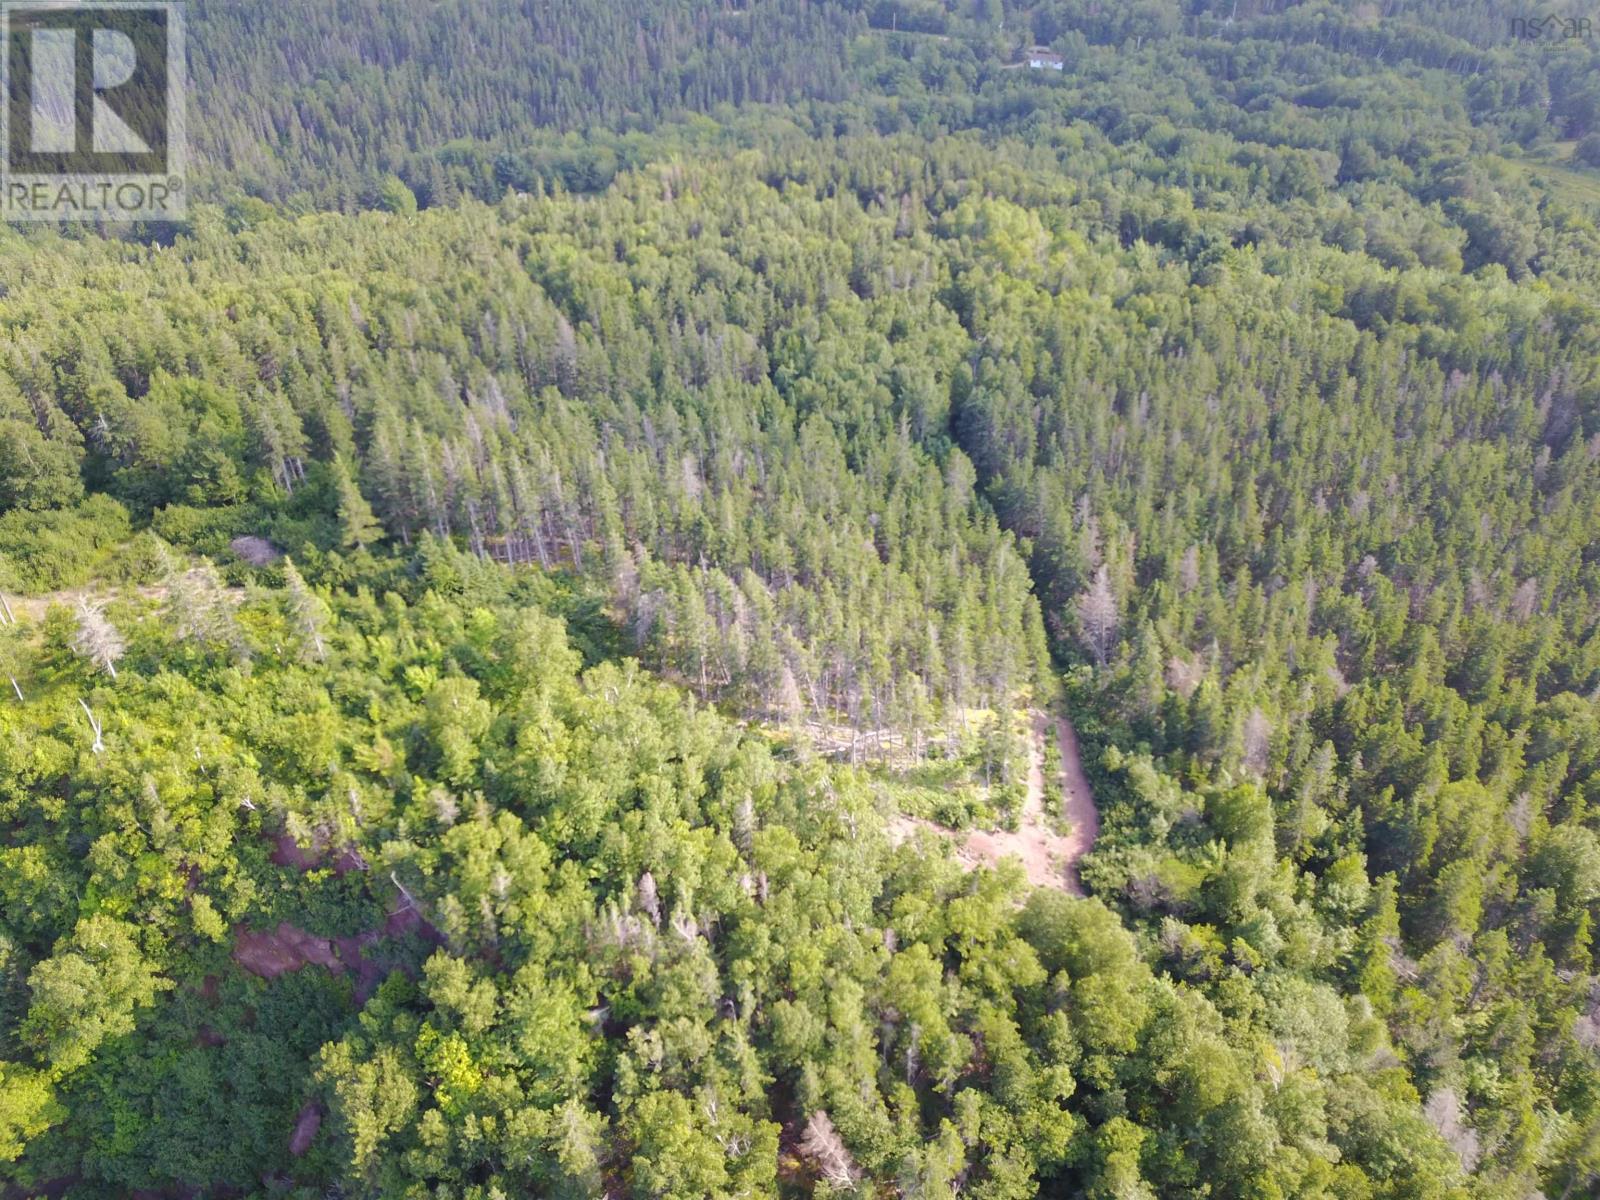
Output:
top-left (0, 1062), bottom-right (59, 1162)
top-left (333, 456), bottom-right (384, 552)
top-left (21, 916), bottom-right (169, 1075)
top-left (0, 2), bottom-right (1596, 1196)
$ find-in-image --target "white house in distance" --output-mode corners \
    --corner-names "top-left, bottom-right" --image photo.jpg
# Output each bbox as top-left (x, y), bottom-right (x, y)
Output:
top-left (1026, 46), bottom-right (1064, 70)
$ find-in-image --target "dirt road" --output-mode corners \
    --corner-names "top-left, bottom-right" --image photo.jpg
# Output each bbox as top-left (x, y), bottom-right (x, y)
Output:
top-left (891, 710), bottom-right (1098, 894)
top-left (1052, 714), bottom-right (1099, 892)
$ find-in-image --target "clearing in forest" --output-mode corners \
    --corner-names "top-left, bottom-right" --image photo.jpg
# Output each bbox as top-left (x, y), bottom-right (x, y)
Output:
top-left (891, 710), bottom-right (1099, 894)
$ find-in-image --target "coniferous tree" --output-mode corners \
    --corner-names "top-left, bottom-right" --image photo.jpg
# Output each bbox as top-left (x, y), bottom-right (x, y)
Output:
top-left (333, 457), bottom-right (384, 552)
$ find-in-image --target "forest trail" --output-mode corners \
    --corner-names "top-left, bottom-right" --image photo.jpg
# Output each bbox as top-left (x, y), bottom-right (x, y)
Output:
top-left (1052, 714), bottom-right (1099, 892)
top-left (892, 710), bottom-right (1097, 894)
top-left (0, 584), bottom-right (171, 625)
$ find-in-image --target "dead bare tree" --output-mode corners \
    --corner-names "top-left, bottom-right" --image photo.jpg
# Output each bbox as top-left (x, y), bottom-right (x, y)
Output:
top-left (799, 1110), bottom-right (859, 1190)
top-left (0, 621), bottom-right (20, 702)
top-left (78, 699), bottom-right (104, 754)
top-left (1074, 564), bottom-right (1120, 667)
top-left (389, 870), bottom-right (423, 915)
top-left (1423, 1087), bottom-right (1481, 1173)
top-left (636, 871), bottom-right (661, 926)
top-left (72, 599), bottom-right (124, 680)
top-left (1241, 707), bottom-right (1272, 778)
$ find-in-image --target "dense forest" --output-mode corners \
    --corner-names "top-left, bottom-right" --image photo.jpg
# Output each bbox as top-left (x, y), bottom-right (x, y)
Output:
top-left (181, 0), bottom-right (1600, 215)
top-left (2, 1), bottom-right (1600, 1198)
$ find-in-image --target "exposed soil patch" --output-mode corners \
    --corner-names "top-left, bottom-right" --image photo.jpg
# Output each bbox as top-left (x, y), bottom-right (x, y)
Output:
top-left (288, 1102), bottom-right (323, 1157)
top-left (0, 584), bottom-right (170, 624)
top-left (267, 834), bottom-right (322, 872)
top-left (1, 579), bottom-right (251, 627)
top-left (230, 535), bottom-right (283, 567)
top-left (889, 710), bottom-right (1098, 894)
top-left (233, 923), bottom-right (342, 979)
top-left (268, 830), bottom-right (368, 876)
top-left (232, 903), bottom-right (444, 1003)
top-left (1052, 715), bottom-right (1099, 893)
top-left (384, 902), bottom-right (444, 943)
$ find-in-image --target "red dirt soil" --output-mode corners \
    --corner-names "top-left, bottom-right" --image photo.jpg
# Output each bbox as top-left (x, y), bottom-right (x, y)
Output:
top-left (232, 923), bottom-right (342, 978)
top-left (232, 904), bottom-right (444, 1003)
top-left (288, 1103), bottom-right (323, 1157)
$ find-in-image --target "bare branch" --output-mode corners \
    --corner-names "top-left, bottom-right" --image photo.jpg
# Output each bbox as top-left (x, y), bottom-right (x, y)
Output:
top-left (72, 599), bottom-right (125, 680)
top-left (78, 698), bottom-right (104, 755)
top-left (1075, 564), bottom-right (1119, 667)
top-left (799, 1110), bottom-right (859, 1190)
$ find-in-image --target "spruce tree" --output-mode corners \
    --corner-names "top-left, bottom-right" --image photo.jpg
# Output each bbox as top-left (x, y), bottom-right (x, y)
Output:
top-left (333, 456), bottom-right (384, 551)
